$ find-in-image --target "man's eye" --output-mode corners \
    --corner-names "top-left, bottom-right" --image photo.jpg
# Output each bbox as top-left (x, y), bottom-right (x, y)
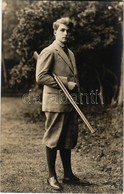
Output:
top-left (60, 29), bottom-right (70, 33)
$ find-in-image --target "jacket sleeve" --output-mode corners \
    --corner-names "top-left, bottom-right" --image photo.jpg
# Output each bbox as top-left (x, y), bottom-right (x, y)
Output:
top-left (36, 48), bottom-right (69, 89)
top-left (36, 49), bottom-right (59, 89)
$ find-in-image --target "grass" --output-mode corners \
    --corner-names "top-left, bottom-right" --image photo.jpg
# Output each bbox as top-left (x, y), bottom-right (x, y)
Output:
top-left (1, 97), bottom-right (123, 193)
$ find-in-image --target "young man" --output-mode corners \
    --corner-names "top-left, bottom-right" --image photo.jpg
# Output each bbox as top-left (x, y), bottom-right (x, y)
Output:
top-left (36, 17), bottom-right (80, 190)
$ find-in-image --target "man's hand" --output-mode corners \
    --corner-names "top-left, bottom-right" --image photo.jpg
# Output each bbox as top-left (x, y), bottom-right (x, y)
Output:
top-left (68, 81), bottom-right (77, 91)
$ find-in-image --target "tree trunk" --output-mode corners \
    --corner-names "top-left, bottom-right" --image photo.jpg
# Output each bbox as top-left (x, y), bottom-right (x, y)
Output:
top-left (117, 22), bottom-right (123, 105)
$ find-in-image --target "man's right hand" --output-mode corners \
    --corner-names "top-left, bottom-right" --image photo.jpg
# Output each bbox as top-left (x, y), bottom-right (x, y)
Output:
top-left (68, 81), bottom-right (77, 91)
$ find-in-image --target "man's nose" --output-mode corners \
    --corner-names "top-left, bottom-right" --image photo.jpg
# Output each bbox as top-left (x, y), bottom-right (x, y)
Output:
top-left (64, 31), bottom-right (68, 35)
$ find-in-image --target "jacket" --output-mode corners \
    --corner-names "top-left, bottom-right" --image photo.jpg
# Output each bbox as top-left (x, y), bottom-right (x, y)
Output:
top-left (36, 40), bottom-right (80, 112)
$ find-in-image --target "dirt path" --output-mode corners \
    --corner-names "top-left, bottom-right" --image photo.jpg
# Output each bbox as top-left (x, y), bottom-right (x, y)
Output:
top-left (1, 97), bottom-right (122, 193)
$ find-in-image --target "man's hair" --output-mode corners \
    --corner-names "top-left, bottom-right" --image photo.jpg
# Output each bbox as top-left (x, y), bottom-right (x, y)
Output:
top-left (53, 17), bottom-right (73, 31)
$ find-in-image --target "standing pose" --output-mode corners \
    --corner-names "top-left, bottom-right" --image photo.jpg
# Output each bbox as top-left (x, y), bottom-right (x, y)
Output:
top-left (36, 17), bottom-right (80, 190)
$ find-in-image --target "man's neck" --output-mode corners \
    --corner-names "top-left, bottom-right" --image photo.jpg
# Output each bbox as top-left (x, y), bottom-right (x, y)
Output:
top-left (55, 40), bottom-right (66, 48)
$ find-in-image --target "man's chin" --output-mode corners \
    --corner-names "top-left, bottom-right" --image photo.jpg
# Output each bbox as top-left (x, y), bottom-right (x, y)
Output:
top-left (62, 39), bottom-right (68, 43)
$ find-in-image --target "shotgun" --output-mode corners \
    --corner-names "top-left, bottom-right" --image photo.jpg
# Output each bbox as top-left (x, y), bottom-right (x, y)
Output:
top-left (34, 51), bottom-right (95, 133)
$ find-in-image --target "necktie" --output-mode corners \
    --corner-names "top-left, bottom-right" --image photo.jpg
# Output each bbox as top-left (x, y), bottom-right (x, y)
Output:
top-left (63, 46), bottom-right (69, 56)
top-left (63, 46), bottom-right (72, 66)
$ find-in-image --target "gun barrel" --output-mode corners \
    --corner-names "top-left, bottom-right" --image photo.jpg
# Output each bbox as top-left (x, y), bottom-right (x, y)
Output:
top-left (53, 73), bottom-right (95, 133)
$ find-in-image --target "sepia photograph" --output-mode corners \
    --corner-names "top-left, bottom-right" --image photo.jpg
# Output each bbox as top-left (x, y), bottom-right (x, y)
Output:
top-left (1, 1), bottom-right (123, 193)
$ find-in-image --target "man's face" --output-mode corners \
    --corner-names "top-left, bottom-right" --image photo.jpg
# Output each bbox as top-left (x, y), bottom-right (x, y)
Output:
top-left (54, 24), bottom-right (71, 43)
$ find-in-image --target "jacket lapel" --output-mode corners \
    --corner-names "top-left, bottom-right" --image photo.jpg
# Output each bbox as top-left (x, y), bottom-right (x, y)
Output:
top-left (52, 41), bottom-right (74, 73)
top-left (68, 50), bottom-right (77, 76)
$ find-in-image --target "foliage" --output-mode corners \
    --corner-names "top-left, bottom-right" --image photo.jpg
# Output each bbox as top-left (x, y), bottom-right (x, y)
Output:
top-left (2, 0), bottom-right (30, 59)
top-left (10, 1), bottom-right (122, 56)
top-left (9, 1), bottom-right (123, 102)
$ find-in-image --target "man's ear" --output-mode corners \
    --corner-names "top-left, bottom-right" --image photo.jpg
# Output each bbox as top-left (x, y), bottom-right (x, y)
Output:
top-left (54, 31), bottom-right (56, 35)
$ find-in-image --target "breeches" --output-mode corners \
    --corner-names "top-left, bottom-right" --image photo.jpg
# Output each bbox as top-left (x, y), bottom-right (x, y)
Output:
top-left (42, 109), bottom-right (78, 149)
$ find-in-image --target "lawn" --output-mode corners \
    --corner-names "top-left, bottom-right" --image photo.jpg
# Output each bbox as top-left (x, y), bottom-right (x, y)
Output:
top-left (1, 97), bottom-right (123, 193)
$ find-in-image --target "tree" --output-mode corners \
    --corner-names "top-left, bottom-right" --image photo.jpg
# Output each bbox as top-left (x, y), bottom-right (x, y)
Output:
top-left (9, 1), bottom-right (123, 104)
top-left (2, 0), bottom-right (32, 89)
